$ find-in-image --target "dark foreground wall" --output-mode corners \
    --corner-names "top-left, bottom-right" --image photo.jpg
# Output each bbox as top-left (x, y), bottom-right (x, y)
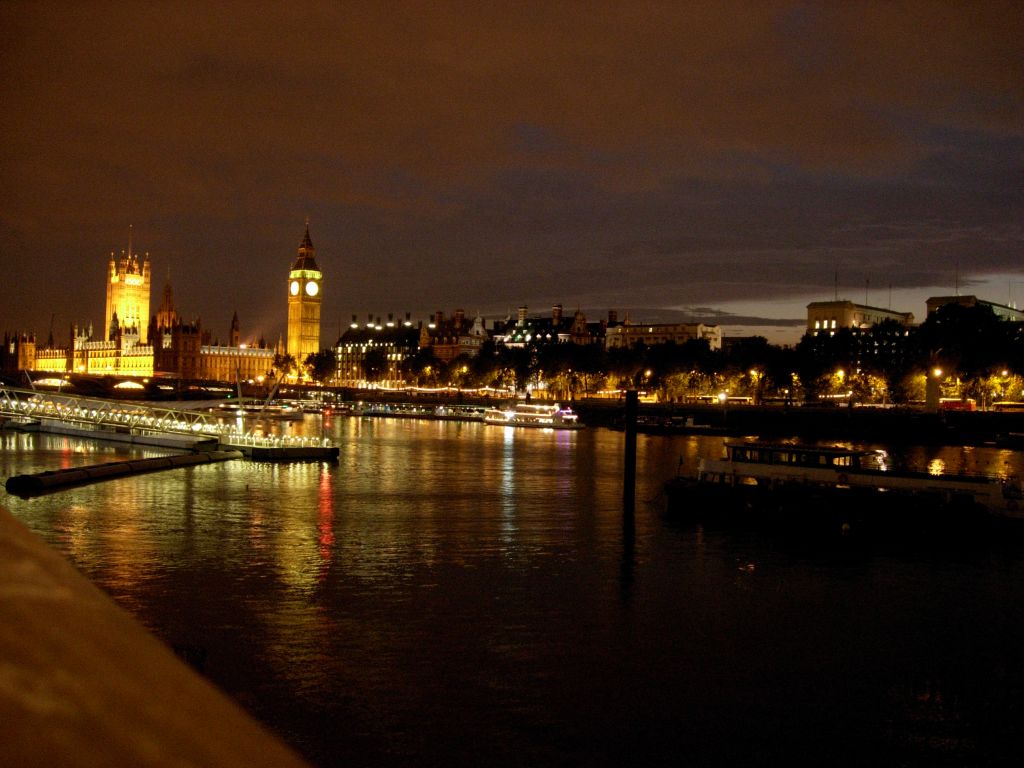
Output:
top-left (0, 506), bottom-right (310, 768)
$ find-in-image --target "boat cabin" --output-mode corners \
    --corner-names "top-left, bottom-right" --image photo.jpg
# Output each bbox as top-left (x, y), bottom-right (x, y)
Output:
top-left (725, 442), bottom-right (872, 470)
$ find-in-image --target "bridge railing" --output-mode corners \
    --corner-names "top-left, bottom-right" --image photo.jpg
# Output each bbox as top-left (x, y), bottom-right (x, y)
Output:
top-left (0, 386), bottom-right (334, 450)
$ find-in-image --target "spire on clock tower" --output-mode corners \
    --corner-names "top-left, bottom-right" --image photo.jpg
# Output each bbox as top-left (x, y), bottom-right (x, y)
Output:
top-left (293, 219), bottom-right (319, 271)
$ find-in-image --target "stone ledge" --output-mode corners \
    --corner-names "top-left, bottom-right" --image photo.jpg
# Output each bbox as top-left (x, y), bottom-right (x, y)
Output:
top-left (0, 506), bottom-right (309, 768)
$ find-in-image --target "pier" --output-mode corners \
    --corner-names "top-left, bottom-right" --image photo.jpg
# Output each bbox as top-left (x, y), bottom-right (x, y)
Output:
top-left (5, 450), bottom-right (244, 497)
top-left (0, 386), bottom-right (338, 460)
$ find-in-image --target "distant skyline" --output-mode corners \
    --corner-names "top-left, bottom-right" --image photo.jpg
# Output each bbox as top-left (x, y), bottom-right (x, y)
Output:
top-left (2, 2), bottom-right (1021, 348)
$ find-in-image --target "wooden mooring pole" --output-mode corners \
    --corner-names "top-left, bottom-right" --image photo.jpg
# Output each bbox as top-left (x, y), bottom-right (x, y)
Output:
top-left (623, 390), bottom-right (638, 513)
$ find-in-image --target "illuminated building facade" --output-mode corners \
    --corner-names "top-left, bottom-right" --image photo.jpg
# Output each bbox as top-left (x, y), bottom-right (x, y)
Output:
top-left (105, 231), bottom-right (151, 342)
top-left (418, 309), bottom-right (491, 362)
top-left (73, 333), bottom-right (154, 376)
top-left (335, 319), bottom-right (420, 388)
top-left (499, 305), bottom-right (569, 348)
top-left (286, 224), bottom-right (323, 371)
top-left (151, 319), bottom-right (275, 382)
top-left (201, 340), bottom-right (276, 384)
top-left (5, 229), bottom-right (288, 383)
top-left (17, 232), bottom-right (164, 377)
top-left (604, 321), bottom-right (721, 350)
top-left (152, 285), bottom-right (276, 382)
top-left (807, 301), bottom-right (914, 336)
top-left (497, 305), bottom-right (605, 348)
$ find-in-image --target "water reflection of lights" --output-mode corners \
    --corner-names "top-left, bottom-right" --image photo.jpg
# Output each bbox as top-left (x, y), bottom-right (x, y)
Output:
top-left (500, 427), bottom-right (518, 540)
top-left (318, 465), bottom-right (335, 575)
top-left (873, 449), bottom-right (890, 471)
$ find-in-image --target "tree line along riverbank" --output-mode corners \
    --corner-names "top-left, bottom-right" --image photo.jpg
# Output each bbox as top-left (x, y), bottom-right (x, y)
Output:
top-left (334, 389), bottom-right (1024, 446)
top-left (574, 401), bottom-right (1024, 446)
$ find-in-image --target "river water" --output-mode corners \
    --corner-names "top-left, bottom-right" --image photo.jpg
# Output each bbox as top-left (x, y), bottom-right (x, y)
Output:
top-left (4, 417), bottom-right (1024, 767)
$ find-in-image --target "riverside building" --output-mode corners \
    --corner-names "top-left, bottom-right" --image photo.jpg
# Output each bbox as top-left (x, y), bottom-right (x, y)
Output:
top-left (335, 316), bottom-right (420, 388)
top-left (3, 230), bottom-right (278, 382)
top-left (925, 295), bottom-right (1024, 321)
top-left (806, 300), bottom-right (914, 336)
top-left (604, 321), bottom-right (721, 351)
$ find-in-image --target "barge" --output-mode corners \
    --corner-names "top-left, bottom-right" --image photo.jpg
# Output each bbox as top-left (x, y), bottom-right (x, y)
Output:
top-left (666, 441), bottom-right (1024, 532)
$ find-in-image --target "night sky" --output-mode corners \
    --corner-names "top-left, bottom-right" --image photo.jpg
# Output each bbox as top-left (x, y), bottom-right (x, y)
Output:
top-left (2, 2), bottom-right (1021, 347)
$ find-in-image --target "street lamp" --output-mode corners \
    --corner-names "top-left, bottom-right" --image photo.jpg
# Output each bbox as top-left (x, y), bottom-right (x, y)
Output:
top-left (749, 369), bottom-right (762, 405)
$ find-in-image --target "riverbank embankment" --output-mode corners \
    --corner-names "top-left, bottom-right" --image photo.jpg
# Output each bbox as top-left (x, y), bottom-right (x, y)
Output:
top-left (339, 390), bottom-right (1024, 446)
top-left (577, 401), bottom-right (1024, 446)
top-left (0, 505), bottom-right (310, 768)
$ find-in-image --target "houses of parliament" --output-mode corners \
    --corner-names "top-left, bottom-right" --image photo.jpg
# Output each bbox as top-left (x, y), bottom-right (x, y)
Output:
top-left (2, 225), bottom-right (323, 383)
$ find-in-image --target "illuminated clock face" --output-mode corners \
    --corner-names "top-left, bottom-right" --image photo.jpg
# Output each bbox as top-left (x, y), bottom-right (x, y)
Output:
top-left (289, 280), bottom-right (300, 296)
top-left (305, 281), bottom-right (319, 297)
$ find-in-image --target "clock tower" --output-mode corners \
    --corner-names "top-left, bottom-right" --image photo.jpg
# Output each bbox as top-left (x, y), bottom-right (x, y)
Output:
top-left (286, 222), bottom-right (323, 368)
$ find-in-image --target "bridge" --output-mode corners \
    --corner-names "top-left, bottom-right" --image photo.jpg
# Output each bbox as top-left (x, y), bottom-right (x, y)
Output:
top-left (0, 386), bottom-right (337, 459)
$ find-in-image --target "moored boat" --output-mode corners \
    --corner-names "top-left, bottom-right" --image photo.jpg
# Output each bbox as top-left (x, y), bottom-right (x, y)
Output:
top-left (665, 441), bottom-right (1024, 530)
top-left (211, 402), bottom-right (304, 420)
top-left (482, 402), bottom-right (583, 430)
top-left (354, 403), bottom-right (486, 422)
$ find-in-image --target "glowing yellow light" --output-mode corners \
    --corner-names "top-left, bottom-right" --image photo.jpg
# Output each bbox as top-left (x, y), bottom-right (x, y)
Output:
top-left (933, 368), bottom-right (943, 378)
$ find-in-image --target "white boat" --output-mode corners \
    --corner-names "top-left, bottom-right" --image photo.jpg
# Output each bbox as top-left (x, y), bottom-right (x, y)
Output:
top-left (253, 403), bottom-right (305, 421)
top-left (482, 402), bottom-right (583, 430)
top-left (354, 403), bottom-right (486, 422)
top-left (210, 402), bottom-right (304, 421)
top-left (666, 441), bottom-right (1024, 526)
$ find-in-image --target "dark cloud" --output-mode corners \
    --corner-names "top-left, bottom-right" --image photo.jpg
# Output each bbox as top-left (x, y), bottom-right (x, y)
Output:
top-left (1, 1), bottom-right (1021, 342)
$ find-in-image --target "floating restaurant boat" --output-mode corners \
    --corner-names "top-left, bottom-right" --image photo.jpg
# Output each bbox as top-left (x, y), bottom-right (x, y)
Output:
top-left (354, 403), bottom-right (487, 422)
top-left (665, 441), bottom-right (1024, 529)
top-left (211, 403), bottom-right (304, 420)
top-left (482, 402), bottom-right (583, 430)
